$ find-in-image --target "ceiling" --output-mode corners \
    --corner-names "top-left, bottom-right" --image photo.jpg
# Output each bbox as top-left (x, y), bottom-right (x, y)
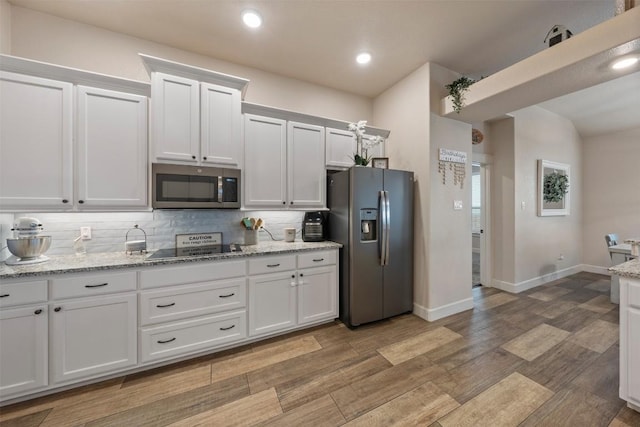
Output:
top-left (8, 0), bottom-right (638, 136)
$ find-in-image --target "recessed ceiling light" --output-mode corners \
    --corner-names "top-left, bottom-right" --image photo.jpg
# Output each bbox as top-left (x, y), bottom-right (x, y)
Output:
top-left (356, 52), bottom-right (371, 65)
top-left (242, 10), bottom-right (262, 29)
top-left (611, 56), bottom-right (638, 70)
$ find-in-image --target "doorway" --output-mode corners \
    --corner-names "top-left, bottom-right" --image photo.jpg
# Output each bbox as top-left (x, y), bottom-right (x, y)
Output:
top-left (471, 160), bottom-right (490, 288)
top-left (472, 163), bottom-right (482, 286)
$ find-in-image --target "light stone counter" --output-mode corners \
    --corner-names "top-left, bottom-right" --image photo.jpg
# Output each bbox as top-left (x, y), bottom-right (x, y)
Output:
top-left (0, 241), bottom-right (342, 280)
top-left (609, 259), bottom-right (640, 280)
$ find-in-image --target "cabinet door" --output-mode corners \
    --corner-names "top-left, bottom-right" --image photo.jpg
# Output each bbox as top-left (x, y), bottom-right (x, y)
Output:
top-left (627, 307), bottom-right (640, 404)
top-left (76, 86), bottom-right (148, 208)
top-left (326, 127), bottom-right (356, 170)
top-left (0, 71), bottom-right (73, 209)
top-left (201, 82), bottom-right (241, 167)
top-left (297, 266), bottom-right (337, 325)
top-left (51, 294), bottom-right (137, 384)
top-left (244, 114), bottom-right (287, 208)
top-left (248, 271), bottom-right (296, 337)
top-left (0, 305), bottom-right (48, 398)
top-left (287, 121), bottom-right (326, 208)
top-left (151, 72), bottom-right (199, 163)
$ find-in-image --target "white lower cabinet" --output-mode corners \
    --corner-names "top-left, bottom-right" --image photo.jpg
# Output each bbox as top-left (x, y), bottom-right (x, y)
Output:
top-left (620, 276), bottom-right (640, 411)
top-left (50, 293), bottom-right (137, 384)
top-left (248, 251), bottom-right (338, 337)
top-left (249, 271), bottom-right (297, 337)
top-left (0, 305), bottom-right (48, 397)
top-left (140, 310), bottom-right (246, 363)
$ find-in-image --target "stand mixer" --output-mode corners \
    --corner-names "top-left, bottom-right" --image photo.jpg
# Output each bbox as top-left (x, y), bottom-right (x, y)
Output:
top-left (5, 217), bottom-right (52, 265)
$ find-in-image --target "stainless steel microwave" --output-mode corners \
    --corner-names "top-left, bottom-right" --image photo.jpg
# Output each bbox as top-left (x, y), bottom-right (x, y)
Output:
top-left (152, 163), bottom-right (241, 209)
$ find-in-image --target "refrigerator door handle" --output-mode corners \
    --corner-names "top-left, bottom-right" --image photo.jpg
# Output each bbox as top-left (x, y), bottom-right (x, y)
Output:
top-left (379, 190), bottom-right (386, 266)
top-left (383, 190), bottom-right (391, 265)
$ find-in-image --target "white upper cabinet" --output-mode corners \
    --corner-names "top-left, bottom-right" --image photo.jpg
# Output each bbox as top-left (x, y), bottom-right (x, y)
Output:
top-left (244, 114), bottom-right (288, 208)
top-left (201, 82), bottom-right (241, 166)
top-left (0, 55), bottom-right (150, 211)
top-left (0, 71), bottom-right (74, 209)
top-left (287, 121), bottom-right (325, 208)
top-left (244, 115), bottom-right (326, 209)
top-left (151, 72), bottom-right (200, 164)
top-left (325, 127), bottom-right (356, 170)
top-left (142, 54), bottom-right (248, 169)
top-left (76, 86), bottom-right (148, 208)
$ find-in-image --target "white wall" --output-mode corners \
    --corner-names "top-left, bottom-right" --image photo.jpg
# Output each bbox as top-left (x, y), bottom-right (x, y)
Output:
top-left (0, 0), bottom-right (10, 54)
top-left (9, 5), bottom-right (371, 122)
top-left (373, 62), bottom-right (473, 320)
top-left (489, 107), bottom-right (583, 291)
top-left (373, 63), bottom-right (431, 311)
top-left (488, 118), bottom-right (516, 284)
top-left (582, 126), bottom-right (640, 269)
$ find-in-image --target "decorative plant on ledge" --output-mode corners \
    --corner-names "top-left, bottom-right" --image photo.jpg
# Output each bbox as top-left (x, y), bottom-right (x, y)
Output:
top-left (347, 120), bottom-right (384, 166)
top-left (445, 76), bottom-right (475, 113)
top-left (543, 171), bottom-right (569, 202)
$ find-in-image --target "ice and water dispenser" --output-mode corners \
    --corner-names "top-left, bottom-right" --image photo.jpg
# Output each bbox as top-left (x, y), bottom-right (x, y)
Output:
top-left (360, 209), bottom-right (377, 241)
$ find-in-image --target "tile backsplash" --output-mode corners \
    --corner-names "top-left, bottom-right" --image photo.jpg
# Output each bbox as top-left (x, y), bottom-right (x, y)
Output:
top-left (1, 210), bottom-right (308, 260)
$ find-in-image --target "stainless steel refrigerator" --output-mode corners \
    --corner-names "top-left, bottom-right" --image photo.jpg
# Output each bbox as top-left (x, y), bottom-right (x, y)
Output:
top-left (328, 167), bottom-right (414, 327)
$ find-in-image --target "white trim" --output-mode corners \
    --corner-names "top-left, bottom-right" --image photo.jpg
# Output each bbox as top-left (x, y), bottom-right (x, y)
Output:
top-left (491, 264), bottom-right (584, 293)
top-left (580, 264), bottom-right (611, 276)
top-left (413, 298), bottom-right (474, 322)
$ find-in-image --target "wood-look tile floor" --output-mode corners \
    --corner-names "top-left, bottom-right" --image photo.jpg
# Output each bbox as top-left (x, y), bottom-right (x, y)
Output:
top-left (2, 272), bottom-right (640, 427)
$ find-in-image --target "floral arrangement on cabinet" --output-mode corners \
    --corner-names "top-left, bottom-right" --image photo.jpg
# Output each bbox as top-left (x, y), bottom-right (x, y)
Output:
top-left (347, 120), bottom-right (385, 166)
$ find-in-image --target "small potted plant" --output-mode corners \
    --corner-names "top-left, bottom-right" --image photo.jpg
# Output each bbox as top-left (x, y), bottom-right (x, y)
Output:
top-left (347, 120), bottom-right (385, 166)
top-left (445, 76), bottom-right (475, 114)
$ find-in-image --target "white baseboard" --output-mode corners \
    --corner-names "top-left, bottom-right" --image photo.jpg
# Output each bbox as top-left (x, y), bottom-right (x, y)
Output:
top-left (580, 264), bottom-right (611, 276)
top-left (413, 297), bottom-right (474, 322)
top-left (491, 264), bottom-right (584, 293)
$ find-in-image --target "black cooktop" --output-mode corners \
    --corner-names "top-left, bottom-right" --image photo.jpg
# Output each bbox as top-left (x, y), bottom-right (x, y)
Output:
top-left (146, 244), bottom-right (240, 260)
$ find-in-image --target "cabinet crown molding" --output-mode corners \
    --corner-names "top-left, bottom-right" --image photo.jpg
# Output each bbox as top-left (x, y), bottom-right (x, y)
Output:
top-left (139, 53), bottom-right (249, 98)
top-left (0, 54), bottom-right (150, 96)
top-left (242, 102), bottom-right (390, 138)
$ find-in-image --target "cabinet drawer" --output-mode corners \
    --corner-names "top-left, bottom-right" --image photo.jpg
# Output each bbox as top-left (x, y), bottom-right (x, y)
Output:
top-left (0, 280), bottom-right (47, 308)
top-left (248, 255), bottom-right (296, 275)
top-left (140, 278), bottom-right (246, 326)
top-left (297, 250), bottom-right (337, 269)
top-left (50, 271), bottom-right (136, 300)
top-left (628, 279), bottom-right (640, 309)
top-left (140, 310), bottom-right (246, 363)
top-left (139, 260), bottom-right (246, 289)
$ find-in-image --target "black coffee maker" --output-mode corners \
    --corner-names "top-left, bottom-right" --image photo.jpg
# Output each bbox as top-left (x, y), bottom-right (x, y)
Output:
top-left (302, 211), bottom-right (325, 242)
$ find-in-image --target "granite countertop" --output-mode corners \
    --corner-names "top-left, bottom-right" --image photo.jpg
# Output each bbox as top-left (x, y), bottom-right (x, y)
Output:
top-left (0, 241), bottom-right (342, 280)
top-left (609, 259), bottom-right (640, 280)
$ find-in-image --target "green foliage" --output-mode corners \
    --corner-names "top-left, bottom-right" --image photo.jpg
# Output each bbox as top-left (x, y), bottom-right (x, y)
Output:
top-left (353, 153), bottom-right (371, 166)
top-left (445, 76), bottom-right (475, 113)
top-left (543, 172), bottom-right (569, 203)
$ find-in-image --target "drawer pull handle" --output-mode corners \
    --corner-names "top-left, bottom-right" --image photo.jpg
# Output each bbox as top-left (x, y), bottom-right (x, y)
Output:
top-left (267, 263), bottom-right (280, 267)
top-left (34, 309), bottom-right (43, 315)
top-left (313, 258), bottom-right (324, 262)
top-left (220, 325), bottom-right (235, 331)
top-left (156, 302), bottom-right (176, 308)
top-left (157, 337), bottom-right (176, 344)
top-left (85, 283), bottom-right (108, 288)
top-left (54, 307), bottom-right (62, 312)
top-left (219, 293), bottom-right (235, 298)
top-left (0, 294), bottom-right (9, 298)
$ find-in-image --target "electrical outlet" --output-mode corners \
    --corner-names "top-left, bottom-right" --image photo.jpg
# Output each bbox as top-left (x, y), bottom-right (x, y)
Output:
top-left (453, 200), bottom-right (463, 210)
top-left (558, 253), bottom-right (564, 261)
top-left (80, 226), bottom-right (92, 240)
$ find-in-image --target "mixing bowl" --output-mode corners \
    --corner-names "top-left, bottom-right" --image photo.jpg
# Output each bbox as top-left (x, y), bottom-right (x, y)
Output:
top-left (7, 236), bottom-right (52, 260)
